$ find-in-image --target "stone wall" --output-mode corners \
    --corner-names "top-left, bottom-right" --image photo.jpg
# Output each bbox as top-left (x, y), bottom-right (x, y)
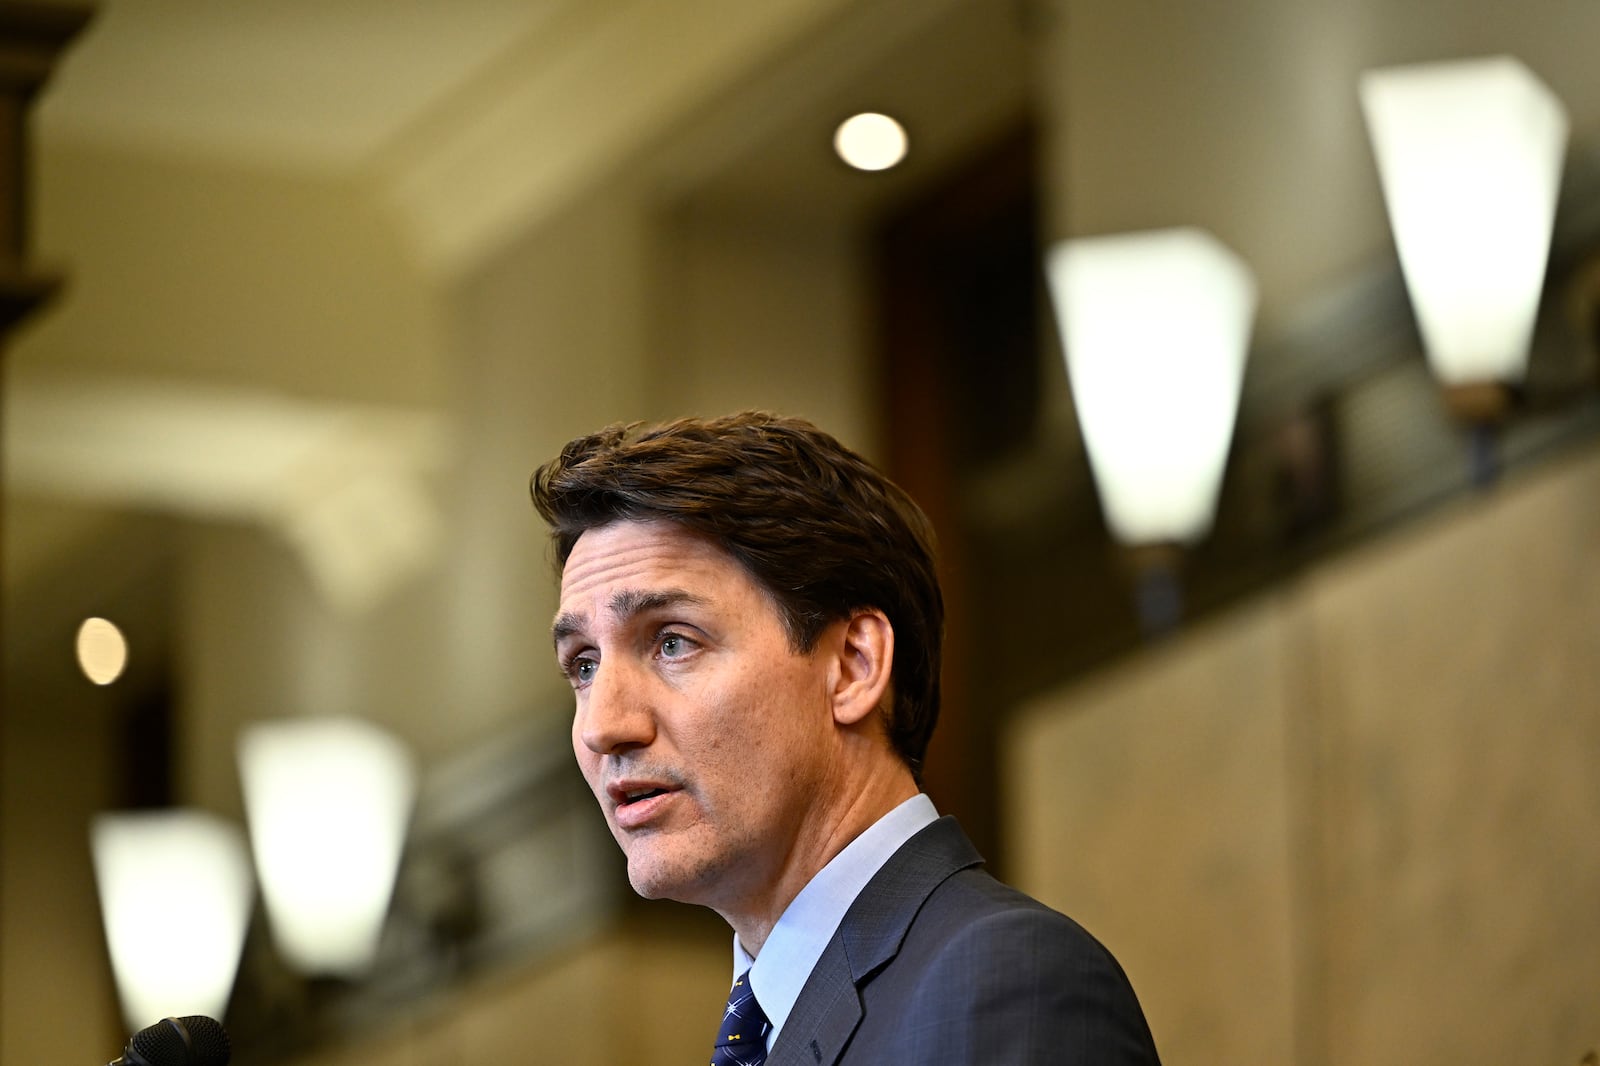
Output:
top-left (1008, 443), bottom-right (1600, 1066)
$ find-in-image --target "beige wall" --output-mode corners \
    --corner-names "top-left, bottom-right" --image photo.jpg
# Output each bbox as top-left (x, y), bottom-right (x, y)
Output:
top-left (1305, 450), bottom-right (1600, 1066)
top-left (1010, 594), bottom-right (1303, 1064)
top-left (1, 655), bottom-right (128, 1064)
top-left (653, 206), bottom-right (876, 457)
top-left (1009, 442), bottom-right (1600, 1065)
top-left (1, 507), bottom-right (179, 1063)
top-left (21, 139), bottom-right (443, 405)
top-left (285, 925), bottom-right (728, 1066)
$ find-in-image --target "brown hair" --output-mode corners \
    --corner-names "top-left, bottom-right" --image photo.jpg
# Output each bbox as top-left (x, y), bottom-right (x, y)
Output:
top-left (530, 411), bottom-right (944, 779)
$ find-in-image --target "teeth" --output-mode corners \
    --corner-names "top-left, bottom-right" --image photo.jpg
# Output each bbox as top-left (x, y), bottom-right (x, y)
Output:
top-left (624, 788), bottom-right (658, 801)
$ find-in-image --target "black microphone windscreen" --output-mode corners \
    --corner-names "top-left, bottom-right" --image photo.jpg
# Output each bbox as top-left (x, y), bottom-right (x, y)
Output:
top-left (122, 1015), bottom-right (231, 1066)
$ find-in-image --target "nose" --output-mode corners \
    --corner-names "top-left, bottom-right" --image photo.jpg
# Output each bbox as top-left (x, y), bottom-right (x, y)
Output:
top-left (575, 657), bottom-right (656, 756)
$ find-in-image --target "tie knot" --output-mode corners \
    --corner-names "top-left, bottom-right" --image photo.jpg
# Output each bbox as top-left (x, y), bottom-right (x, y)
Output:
top-left (712, 970), bottom-right (771, 1065)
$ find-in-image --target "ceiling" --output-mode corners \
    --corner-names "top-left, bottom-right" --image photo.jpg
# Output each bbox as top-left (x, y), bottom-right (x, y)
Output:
top-left (37, 0), bottom-right (578, 173)
top-left (33, 0), bottom-right (955, 279)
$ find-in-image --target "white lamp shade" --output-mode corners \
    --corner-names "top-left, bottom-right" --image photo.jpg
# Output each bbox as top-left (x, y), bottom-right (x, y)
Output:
top-left (238, 716), bottom-right (416, 976)
top-left (1045, 227), bottom-right (1258, 545)
top-left (90, 809), bottom-right (254, 1030)
top-left (1360, 56), bottom-right (1568, 386)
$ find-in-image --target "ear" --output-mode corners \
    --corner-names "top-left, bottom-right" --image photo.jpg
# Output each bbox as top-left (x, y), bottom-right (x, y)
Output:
top-left (829, 608), bottom-right (894, 728)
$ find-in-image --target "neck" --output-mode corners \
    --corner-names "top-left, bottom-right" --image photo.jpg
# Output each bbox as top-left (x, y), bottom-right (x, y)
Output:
top-left (720, 761), bottom-right (918, 957)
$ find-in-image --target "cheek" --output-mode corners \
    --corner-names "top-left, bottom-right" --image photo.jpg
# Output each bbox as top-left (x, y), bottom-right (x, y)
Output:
top-left (571, 729), bottom-right (602, 792)
top-left (725, 676), bottom-right (811, 764)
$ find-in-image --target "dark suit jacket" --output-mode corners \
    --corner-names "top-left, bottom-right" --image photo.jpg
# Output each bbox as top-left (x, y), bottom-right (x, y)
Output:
top-left (766, 817), bottom-right (1161, 1065)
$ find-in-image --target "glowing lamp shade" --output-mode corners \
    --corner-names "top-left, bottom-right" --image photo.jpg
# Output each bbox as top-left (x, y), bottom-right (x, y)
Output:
top-left (1360, 56), bottom-right (1568, 387)
top-left (238, 716), bottom-right (416, 976)
top-left (90, 810), bottom-right (254, 1030)
top-left (1045, 228), bottom-right (1257, 545)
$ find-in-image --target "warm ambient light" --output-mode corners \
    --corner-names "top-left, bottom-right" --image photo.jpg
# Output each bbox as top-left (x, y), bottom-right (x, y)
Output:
top-left (1045, 227), bottom-right (1258, 547)
top-left (834, 112), bottom-right (907, 171)
top-left (238, 716), bottom-right (417, 976)
top-left (76, 616), bottom-right (128, 685)
top-left (1360, 55), bottom-right (1568, 397)
top-left (91, 810), bottom-right (254, 1030)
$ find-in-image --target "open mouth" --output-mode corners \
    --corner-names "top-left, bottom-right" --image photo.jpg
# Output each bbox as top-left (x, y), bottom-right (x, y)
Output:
top-left (611, 784), bottom-right (678, 828)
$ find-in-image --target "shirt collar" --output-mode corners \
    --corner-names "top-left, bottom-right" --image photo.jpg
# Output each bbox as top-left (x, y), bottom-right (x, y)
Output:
top-left (732, 793), bottom-right (938, 1047)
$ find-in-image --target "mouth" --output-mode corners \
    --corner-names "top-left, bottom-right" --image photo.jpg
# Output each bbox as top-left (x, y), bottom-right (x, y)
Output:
top-left (606, 780), bottom-right (682, 829)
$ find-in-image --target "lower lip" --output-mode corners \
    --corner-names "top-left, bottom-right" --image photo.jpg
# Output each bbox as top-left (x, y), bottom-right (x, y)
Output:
top-left (614, 790), bottom-right (680, 830)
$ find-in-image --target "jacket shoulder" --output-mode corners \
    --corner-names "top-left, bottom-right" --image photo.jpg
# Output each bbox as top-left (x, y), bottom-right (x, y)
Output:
top-left (850, 868), bottom-right (1162, 1064)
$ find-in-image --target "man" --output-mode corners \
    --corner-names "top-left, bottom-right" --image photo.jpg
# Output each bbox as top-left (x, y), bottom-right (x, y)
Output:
top-left (532, 411), bottom-right (1160, 1065)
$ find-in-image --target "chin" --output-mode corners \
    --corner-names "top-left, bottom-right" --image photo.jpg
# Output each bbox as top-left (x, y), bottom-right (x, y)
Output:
top-left (625, 862), bottom-right (692, 902)
top-left (623, 848), bottom-right (723, 905)
top-left (624, 862), bottom-right (666, 898)
top-left (622, 846), bottom-right (672, 898)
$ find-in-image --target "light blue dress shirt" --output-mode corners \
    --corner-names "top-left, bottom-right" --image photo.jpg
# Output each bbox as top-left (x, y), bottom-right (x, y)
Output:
top-left (732, 793), bottom-right (939, 1051)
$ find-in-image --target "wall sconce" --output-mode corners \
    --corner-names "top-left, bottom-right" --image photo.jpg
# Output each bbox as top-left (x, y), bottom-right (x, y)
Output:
top-left (238, 716), bottom-right (417, 977)
top-left (1044, 227), bottom-right (1257, 634)
top-left (1360, 55), bottom-right (1569, 479)
top-left (90, 810), bottom-right (255, 1030)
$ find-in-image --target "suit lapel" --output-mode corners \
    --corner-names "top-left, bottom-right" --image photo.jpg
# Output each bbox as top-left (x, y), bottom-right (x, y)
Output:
top-left (766, 941), bottom-right (857, 1066)
top-left (767, 817), bottom-right (983, 1066)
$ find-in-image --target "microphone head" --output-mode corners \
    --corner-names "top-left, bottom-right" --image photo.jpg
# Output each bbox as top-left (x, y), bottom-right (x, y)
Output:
top-left (123, 1016), bottom-right (231, 1066)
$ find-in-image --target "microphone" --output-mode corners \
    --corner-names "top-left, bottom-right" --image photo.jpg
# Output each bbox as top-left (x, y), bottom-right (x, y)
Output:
top-left (109, 1015), bottom-right (231, 1066)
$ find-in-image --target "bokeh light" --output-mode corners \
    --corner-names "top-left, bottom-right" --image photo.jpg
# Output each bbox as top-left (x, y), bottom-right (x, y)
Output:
top-left (76, 617), bottom-right (128, 685)
top-left (834, 112), bottom-right (908, 171)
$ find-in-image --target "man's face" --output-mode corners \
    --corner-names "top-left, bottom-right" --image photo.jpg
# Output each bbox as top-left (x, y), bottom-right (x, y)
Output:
top-left (554, 519), bottom-right (841, 913)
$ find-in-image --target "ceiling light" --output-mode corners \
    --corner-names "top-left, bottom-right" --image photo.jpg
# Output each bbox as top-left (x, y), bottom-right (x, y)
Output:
top-left (834, 112), bottom-right (907, 171)
top-left (76, 616), bottom-right (129, 685)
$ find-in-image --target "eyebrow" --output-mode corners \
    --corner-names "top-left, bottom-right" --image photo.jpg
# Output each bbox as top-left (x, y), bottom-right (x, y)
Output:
top-left (551, 588), bottom-right (708, 647)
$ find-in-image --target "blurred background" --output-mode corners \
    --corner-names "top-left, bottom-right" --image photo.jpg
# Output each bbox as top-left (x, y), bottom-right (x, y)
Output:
top-left (2, 0), bottom-right (1598, 1063)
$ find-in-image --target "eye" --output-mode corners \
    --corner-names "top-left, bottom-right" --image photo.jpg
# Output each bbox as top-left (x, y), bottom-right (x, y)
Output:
top-left (560, 652), bottom-right (598, 688)
top-left (657, 631), bottom-right (698, 660)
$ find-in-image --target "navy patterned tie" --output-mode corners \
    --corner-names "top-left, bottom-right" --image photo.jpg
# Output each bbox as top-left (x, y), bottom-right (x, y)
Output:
top-left (711, 969), bottom-right (771, 1066)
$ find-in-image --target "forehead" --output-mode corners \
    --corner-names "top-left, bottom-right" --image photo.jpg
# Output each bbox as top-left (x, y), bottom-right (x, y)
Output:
top-left (556, 519), bottom-right (755, 619)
